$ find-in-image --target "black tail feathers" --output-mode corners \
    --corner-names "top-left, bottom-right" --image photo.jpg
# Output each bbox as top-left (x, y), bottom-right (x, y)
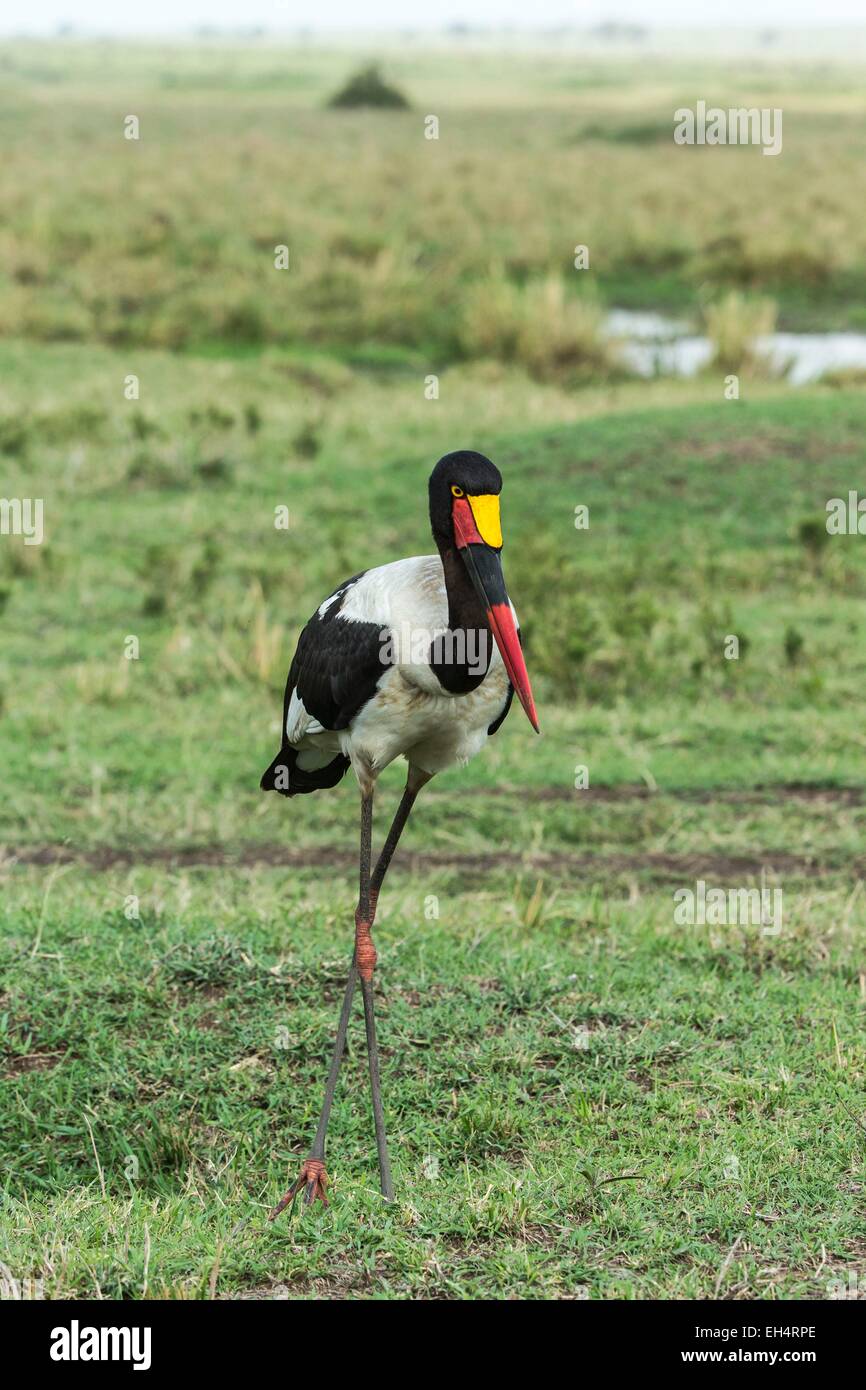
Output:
top-left (260, 746), bottom-right (350, 797)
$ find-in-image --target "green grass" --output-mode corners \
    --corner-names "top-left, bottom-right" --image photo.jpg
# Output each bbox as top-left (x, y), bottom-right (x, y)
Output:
top-left (1, 862), bottom-right (864, 1300)
top-left (2, 328), bottom-right (866, 1297)
top-left (2, 35), bottom-right (866, 1300)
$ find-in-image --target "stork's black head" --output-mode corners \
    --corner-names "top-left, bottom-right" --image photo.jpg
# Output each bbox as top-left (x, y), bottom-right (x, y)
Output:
top-left (429, 450), bottom-right (502, 550)
top-left (427, 449), bottom-right (538, 733)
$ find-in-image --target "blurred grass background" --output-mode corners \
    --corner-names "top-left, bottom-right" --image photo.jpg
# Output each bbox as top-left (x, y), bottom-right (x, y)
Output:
top-left (3, 40), bottom-right (866, 359)
top-left (1, 35), bottom-right (866, 1300)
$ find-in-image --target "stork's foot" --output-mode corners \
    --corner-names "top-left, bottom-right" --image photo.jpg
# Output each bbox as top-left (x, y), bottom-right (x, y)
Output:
top-left (268, 1157), bottom-right (329, 1219)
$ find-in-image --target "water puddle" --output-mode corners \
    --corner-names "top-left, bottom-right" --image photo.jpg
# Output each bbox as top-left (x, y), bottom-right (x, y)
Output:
top-left (604, 309), bottom-right (866, 384)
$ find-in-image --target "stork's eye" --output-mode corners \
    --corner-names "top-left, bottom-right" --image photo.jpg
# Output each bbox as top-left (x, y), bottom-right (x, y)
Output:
top-left (451, 485), bottom-right (464, 498)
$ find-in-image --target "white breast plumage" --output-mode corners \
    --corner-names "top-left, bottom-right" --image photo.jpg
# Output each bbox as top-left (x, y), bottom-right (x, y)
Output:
top-left (340, 555), bottom-right (512, 776)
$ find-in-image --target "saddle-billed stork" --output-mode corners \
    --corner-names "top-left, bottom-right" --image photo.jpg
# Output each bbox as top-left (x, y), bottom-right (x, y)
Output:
top-left (261, 450), bottom-right (538, 1212)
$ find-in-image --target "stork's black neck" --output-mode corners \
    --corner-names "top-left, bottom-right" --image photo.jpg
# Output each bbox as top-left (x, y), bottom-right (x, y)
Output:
top-left (428, 542), bottom-right (492, 694)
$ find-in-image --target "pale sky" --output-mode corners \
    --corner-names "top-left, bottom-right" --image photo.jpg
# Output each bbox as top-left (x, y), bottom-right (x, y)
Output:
top-left (2, 0), bottom-right (863, 37)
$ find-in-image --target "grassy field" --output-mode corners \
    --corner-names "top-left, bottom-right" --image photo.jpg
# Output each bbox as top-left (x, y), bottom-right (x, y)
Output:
top-left (3, 37), bottom-right (866, 365)
top-left (2, 38), bottom-right (866, 1300)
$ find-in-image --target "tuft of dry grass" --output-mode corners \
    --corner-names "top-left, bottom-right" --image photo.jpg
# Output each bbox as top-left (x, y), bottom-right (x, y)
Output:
top-left (703, 291), bottom-right (779, 374)
top-left (516, 278), bottom-right (616, 381)
top-left (460, 274), bottom-right (617, 382)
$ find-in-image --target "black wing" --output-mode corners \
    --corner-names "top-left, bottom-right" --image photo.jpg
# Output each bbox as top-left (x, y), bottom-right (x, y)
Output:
top-left (261, 571), bottom-right (388, 797)
top-left (285, 571), bottom-right (387, 732)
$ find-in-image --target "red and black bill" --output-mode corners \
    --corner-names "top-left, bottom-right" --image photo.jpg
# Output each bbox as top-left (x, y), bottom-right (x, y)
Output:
top-left (453, 532), bottom-right (540, 734)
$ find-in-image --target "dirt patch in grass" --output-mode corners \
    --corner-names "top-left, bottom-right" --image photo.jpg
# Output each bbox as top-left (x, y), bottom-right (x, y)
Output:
top-left (193, 1010), bottom-right (224, 1032)
top-left (3, 1047), bottom-right (66, 1078)
top-left (4, 841), bottom-right (857, 885)
top-left (225, 1265), bottom-right (391, 1300)
top-left (664, 430), bottom-right (853, 467)
top-left (464, 782), bottom-right (864, 805)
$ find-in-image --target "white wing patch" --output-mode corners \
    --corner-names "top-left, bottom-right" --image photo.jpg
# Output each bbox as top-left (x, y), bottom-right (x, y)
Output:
top-left (338, 555), bottom-right (446, 630)
top-left (317, 589), bottom-right (343, 618)
top-left (285, 687), bottom-right (325, 742)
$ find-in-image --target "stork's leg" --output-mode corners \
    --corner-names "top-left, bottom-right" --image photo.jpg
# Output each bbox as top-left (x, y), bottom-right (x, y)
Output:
top-left (268, 968), bottom-right (353, 1215)
top-left (353, 788), bottom-right (396, 1200)
top-left (269, 769), bottom-right (430, 1217)
top-left (359, 768), bottom-right (433, 1200)
top-left (369, 769), bottom-right (431, 914)
top-left (359, 972), bottom-right (391, 1199)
